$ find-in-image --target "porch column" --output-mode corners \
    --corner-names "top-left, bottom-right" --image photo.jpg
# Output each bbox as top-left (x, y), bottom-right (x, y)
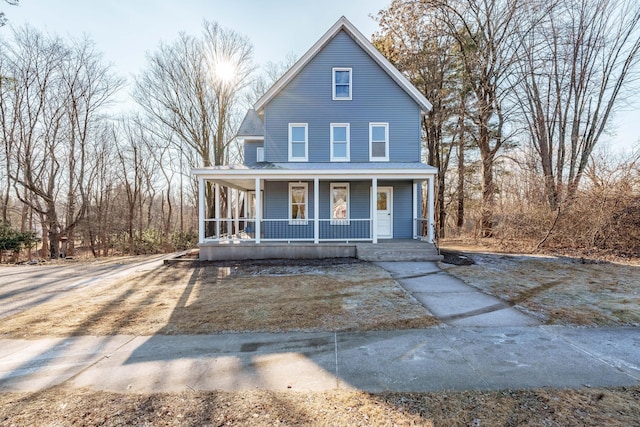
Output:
top-left (313, 178), bottom-right (319, 244)
top-left (215, 183), bottom-right (220, 239)
top-left (372, 178), bottom-right (378, 244)
top-left (427, 175), bottom-right (435, 243)
top-left (198, 177), bottom-right (205, 243)
top-left (227, 186), bottom-right (232, 238)
top-left (255, 178), bottom-right (261, 244)
top-left (234, 188), bottom-right (239, 238)
top-left (412, 180), bottom-right (418, 239)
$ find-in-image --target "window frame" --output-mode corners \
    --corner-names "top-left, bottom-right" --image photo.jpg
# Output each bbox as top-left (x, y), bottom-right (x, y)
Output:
top-left (330, 123), bottom-right (350, 162)
top-left (288, 182), bottom-right (309, 225)
top-left (332, 67), bottom-right (352, 101)
top-left (288, 123), bottom-right (308, 162)
top-left (330, 182), bottom-right (350, 225)
top-left (369, 122), bottom-right (390, 162)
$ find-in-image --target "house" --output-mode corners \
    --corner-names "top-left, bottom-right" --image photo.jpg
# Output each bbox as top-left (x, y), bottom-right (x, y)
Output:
top-left (192, 17), bottom-right (438, 260)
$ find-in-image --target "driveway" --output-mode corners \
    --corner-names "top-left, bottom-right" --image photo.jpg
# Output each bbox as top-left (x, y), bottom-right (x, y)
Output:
top-left (0, 253), bottom-right (183, 320)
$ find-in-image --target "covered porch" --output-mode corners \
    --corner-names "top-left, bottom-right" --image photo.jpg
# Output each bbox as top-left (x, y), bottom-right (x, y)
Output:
top-left (192, 163), bottom-right (437, 260)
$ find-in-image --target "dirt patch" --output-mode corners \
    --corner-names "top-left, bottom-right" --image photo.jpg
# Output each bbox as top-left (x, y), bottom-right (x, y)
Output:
top-left (1, 385), bottom-right (638, 426)
top-left (440, 250), bottom-right (475, 266)
top-left (441, 250), bottom-right (640, 326)
top-left (0, 259), bottom-right (437, 338)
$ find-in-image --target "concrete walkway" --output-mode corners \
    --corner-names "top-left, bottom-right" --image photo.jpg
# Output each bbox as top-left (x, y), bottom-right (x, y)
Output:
top-left (376, 262), bottom-right (540, 327)
top-left (1, 327), bottom-right (639, 393)
top-left (1, 261), bottom-right (638, 394)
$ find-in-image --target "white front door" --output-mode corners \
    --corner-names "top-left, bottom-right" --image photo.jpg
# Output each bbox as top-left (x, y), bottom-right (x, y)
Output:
top-left (376, 187), bottom-right (393, 239)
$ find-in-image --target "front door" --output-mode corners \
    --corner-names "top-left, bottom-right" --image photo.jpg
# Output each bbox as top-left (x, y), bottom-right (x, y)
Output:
top-left (376, 187), bottom-right (393, 238)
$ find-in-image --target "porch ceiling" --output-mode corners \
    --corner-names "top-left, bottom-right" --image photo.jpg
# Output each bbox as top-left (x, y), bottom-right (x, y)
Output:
top-left (192, 162), bottom-right (437, 183)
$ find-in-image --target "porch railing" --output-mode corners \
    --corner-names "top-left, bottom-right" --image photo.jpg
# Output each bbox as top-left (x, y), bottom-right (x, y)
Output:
top-left (203, 218), bottom-right (372, 242)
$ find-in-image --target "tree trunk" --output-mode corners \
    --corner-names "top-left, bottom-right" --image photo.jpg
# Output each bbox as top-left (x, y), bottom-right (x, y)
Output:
top-left (480, 152), bottom-right (495, 238)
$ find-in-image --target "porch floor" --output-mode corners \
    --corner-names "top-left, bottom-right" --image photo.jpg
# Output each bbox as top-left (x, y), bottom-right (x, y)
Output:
top-left (198, 239), bottom-right (442, 262)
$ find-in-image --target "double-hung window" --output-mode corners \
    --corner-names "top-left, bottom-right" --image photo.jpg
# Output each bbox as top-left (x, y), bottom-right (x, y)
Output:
top-left (369, 122), bottom-right (389, 161)
top-left (289, 182), bottom-right (308, 225)
top-left (332, 68), bottom-right (352, 100)
top-left (330, 183), bottom-right (349, 225)
top-left (330, 123), bottom-right (350, 161)
top-left (288, 123), bottom-right (308, 161)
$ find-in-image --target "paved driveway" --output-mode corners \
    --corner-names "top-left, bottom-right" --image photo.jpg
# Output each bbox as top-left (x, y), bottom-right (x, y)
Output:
top-left (0, 253), bottom-right (180, 319)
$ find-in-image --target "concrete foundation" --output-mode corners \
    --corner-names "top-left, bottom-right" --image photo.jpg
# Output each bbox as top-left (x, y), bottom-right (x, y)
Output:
top-left (198, 240), bottom-right (441, 262)
top-left (199, 242), bottom-right (356, 261)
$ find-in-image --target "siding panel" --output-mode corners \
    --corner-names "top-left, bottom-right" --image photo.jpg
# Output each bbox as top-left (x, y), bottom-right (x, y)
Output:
top-left (265, 31), bottom-right (421, 164)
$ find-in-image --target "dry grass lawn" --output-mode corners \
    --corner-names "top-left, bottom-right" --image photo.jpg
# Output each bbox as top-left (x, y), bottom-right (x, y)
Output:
top-left (0, 258), bottom-right (437, 338)
top-left (2, 385), bottom-right (639, 426)
top-left (441, 247), bottom-right (640, 326)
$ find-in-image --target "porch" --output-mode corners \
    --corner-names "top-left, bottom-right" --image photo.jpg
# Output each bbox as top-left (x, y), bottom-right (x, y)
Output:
top-left (199, 239), bottom-right (442, 262)
top-left (192, 163), bottom-right (437, 261)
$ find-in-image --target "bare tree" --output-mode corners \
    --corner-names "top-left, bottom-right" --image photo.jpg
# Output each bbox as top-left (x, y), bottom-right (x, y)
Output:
top-left (421, 0), bottom-right (535, 236)
top-left (0, 26), bottom-right (122, 258)
top-left (515, 0), bottom-right (640, 209)
top-left (134, 20), bottom-right (255, 168)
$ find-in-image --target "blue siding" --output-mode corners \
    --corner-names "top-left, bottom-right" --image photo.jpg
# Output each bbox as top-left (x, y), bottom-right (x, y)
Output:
top-left (261, 180), bottom-right (414, 240)
top-left (243, 141), bottom-right (263, 166)
top-left (264, 31), bottom-right (422, 163)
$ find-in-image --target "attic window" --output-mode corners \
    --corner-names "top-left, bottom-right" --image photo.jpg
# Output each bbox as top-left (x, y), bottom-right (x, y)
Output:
top-left (332, 68), bottom-right (352, 100)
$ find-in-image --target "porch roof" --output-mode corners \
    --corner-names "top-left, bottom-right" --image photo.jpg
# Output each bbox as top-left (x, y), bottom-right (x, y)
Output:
top-left (192, 162), bottom-right (437, 191)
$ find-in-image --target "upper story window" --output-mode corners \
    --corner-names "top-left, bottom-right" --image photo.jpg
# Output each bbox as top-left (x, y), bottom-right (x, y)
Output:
top-left (369, 122), bottom-right (389, 161)
top-left (288, 123), bottom-right (308, 161)
top-left (330, 123), bottom-right (350, 161)
top-left (332, 67), bottom-right (352, 100)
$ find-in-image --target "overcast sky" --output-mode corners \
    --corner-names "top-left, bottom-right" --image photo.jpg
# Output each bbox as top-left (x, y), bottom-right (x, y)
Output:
top-left (2, 0), bottom-right (638, 151)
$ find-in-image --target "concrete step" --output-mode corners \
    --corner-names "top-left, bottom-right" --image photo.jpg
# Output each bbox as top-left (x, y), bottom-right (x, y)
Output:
top-left (356, 242), bottom-right (442, 262)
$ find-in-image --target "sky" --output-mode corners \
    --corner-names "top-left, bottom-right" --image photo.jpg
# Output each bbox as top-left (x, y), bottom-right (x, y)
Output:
top-left (2, 0), bottom-right (639, 152)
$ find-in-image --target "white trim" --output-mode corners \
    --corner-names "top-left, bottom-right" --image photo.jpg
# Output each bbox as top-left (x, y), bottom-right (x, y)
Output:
top-left (332, 67), bottom-right (352, 100)
top-left (254, 17), bottom-right (432, 113)
top-left (314, 178), bottom-right (319, 243)
top-left (330, 123), bottom-right (350, 161)
top-left (256, 146), bottom-right (265, 162)
top-left (371, 179), bottom-right (377, 244)
top-left (412, 181), bottom-right (418, 239)
top-left (427, 176), bottom-right (435, 243)
top-left (330, 182), bottom-right (350, 225)
top-left (255, 178), bottom-right (261, 243)
top-left (369, 122), bottom-right (389, 162)
top-left (192, 166), bottom-right (437, 181)
top-left (288, 182), bottom-right (309, 225)
top-left (288, 123), bottom-right (308, 162)
top-left (198, 177), bottom-right (205, 243)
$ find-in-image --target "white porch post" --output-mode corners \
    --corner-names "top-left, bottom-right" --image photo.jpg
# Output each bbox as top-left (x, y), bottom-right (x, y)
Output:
top-left (372, 178), bottom-right (378, 244)
top-left (226, 186), bottom-right (232, 238)
top-left (198, 177), bottom-right (205, 243)
top-left (412, 180), bottom-right (418, 239)
top-left (314, 178), bottom-right (319, 244)
top-left (234, 188), bottom-right (239, 237)
top-left (215, 183), bottom-right (220, 239)
top-left (255, 178), bottom-right (261, 244)
top-left (427, 175), bottom-right (435, 243)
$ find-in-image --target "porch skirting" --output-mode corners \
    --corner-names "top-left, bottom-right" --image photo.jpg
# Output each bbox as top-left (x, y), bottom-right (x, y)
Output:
top-left (198, 240), bottom-right (442, 262)
top-left (199, 241), bottom-right (356, 261)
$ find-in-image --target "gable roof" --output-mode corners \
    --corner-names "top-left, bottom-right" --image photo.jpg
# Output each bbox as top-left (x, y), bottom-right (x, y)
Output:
top-left (237, 109), bottom-right (264, 138)
top-left (254, 16), bottom-right (433, 113)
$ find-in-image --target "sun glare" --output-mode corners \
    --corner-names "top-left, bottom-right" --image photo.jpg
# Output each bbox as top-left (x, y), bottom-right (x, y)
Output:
top-left (214, 60), bottom-right (236, 84)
